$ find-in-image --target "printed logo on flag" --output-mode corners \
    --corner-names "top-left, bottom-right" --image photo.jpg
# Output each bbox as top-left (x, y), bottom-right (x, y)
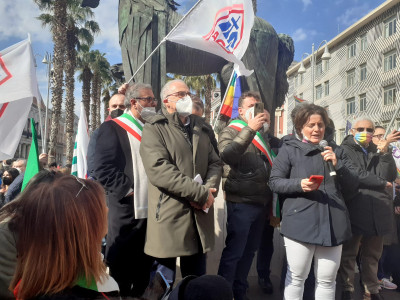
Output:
top-left (0, 55), bottom-right (12, 86)
top-left (203, 4), bottom-right (245, 54)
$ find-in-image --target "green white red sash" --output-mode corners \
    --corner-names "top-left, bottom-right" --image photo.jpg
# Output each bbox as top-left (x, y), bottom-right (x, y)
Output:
top-left (228, 119), bottom-right (276, 166)
top-left (112, 113), bottom-right (143, 142)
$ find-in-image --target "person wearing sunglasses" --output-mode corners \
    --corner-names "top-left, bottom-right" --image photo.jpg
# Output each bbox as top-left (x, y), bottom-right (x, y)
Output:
top-left (338, 117), bottom-right (397, 300)
top-left (140, 79), bottom-right (222, 284)
top-left (93, 82), bottom-right (156, 297)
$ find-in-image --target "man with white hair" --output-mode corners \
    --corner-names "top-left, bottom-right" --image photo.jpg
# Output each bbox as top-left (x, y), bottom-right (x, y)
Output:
top-left (4, 159), bottom-right (26, 203)
top-left (338, 117), bottom-right (397, 300)
top-left (93, 82), bottom-right (156, 297)
top-left (140, 79), bottom-right (222, 282)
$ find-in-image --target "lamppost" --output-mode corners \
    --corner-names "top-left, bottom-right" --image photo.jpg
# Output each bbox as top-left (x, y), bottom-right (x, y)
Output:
top-left (42, 52), bottom-right (52, 153)
top-left (298, 40), bottom-right (331, 103)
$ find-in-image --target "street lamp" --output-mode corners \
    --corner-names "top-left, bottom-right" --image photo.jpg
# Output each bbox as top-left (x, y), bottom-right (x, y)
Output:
top-left (42, 52), bottom-right (52, 154)
top-left (298, 40), bottom-right (331, 103)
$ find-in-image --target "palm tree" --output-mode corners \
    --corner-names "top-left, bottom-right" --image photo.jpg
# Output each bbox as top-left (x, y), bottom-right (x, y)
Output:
top-left (35, 0), bottom-right (67, 159)
top-left (90, 50), bottom-right (111, 130)
top-left (64, 2), bottom-right (100, 164)
top-left (77, 45), bottom-right (95, 122)
top-left (101, 81), bottom-right (118, 120)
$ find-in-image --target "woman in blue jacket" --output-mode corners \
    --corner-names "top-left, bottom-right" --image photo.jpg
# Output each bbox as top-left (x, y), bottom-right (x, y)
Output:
top-left (269, 104), bottom-right (354, 300)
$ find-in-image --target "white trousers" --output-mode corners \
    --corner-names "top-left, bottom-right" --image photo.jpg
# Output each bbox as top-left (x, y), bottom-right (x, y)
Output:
top-left (283, 237), bottom-right (343, 300)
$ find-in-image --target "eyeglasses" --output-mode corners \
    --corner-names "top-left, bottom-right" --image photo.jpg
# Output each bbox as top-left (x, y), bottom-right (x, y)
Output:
top-left (166, 91), bottom-right (192, 99)
top-left (353, 127), bottom-right (374, 133)
top-left (373, 134), bottom-right (385, 139)
top-left (75, 176), bottom-right (88, 198)
top-left (134, 97), bottom-right (158, 103)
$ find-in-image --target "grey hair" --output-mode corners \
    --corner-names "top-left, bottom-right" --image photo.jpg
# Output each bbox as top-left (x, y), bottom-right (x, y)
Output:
top-left (124, 82), bottom-right (153, 109)
top-left (353, 117), bottom-right (375, 129)
top-left (160, 79), bottom-right (187, 102)
top-left (13, 159), bottom-right (27, 167)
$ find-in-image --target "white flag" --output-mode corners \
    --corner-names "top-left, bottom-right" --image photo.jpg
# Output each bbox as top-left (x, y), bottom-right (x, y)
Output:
top-left (166, 0), bottom-right (254, 76)
top-left (71, 103), bottom-right (90, 179)
top-left (0, 39), bottom-right (39, 160)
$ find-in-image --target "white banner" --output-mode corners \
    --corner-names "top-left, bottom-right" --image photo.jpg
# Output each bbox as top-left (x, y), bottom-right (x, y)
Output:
top-left (166, 0), bottom-right (254, 76)
top-left (0, 39), bottom-right (38, 160)
top-left (71, 103), bottom-right (90, 179)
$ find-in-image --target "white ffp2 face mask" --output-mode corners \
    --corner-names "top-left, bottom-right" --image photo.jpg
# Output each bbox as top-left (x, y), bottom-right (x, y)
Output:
top-left (245, 107), bottom-right (254, 121)
top-left (175, 95), bottom-right (193, 117)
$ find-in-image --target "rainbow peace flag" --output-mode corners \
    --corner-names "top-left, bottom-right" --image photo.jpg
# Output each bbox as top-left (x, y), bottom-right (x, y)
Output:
top-left (220, 72), bottom-right (242, 119)
top-left (294, 95), bottom-right (306, 104)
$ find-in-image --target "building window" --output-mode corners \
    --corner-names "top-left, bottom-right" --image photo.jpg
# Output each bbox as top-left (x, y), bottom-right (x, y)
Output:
top-left (324, 81), bottom-right (330, 96)
top-left (384, 85), bottom-right (396, 105)
top-left (348, 41), bottom-right (356, 58)
top-left (324, 60), bottom-right (330, 72)
top-left (359, 93), bottom-right (367, 111)
top-left (360, 63), bottom-right (367, 81)
top-left (316, 61), bottom-right (323, 76)
top-left (384, 50), bottom-right (397, 72)
top-left (347, 69), bottom-right (355, 87)
top-left (384, 15), bottom-right (397, 38)
top-left (347, 97), bottom-right (356, 115)
top-left (360, 34), bottom-right (367, 51)
top-left (316, 84), bottom-right (323, 100)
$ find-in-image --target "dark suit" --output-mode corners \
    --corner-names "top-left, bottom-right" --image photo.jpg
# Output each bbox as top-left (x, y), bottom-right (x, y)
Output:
top-left (93, 120), bottom-right (153, 297)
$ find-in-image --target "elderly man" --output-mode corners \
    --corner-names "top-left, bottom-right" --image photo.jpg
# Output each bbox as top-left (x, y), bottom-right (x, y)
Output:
top-left (216, 91), bottom-right (272, 300)
top-left (140, 79), bottom-right (222, 282)
top-left (93, 83), bottom-right (156, 297)
top-left (338, 118), bottom-right (399, 300)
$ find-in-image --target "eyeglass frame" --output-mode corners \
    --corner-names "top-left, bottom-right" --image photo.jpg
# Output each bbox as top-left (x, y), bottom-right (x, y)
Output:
top-left (353, 127), bottom-right (374, 133)
top-left (165, 91), bottom-right (192, 99)
top-left (372, 134), bottom-right (385, 139)
top-left (75, 176), bottom-right (88, 198)
top-left (133, 97), bottom-right (158, 104)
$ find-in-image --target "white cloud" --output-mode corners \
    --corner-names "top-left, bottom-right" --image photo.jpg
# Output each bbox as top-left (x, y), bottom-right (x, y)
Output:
top-left (0, 1), bottom-right (52, 43)
top-left (301, 0), bottom-right (312, 9)
top-left (337, 3), bottom-right (371, 27)
top-left (292, 28), bottom-right (317, 42)
top-left (92, 2), bottom-right (120, 54)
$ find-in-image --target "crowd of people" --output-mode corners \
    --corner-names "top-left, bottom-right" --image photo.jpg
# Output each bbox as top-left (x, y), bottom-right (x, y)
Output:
top-left (1, 80), bottom-right (400, 300)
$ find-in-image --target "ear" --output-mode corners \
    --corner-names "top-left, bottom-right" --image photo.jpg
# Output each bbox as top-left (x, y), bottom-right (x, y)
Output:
top-left (130, 99), bottom-right (137, 107)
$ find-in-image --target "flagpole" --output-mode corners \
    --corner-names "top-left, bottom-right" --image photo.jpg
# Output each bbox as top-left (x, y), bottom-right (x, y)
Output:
top-left (127, 0), bottom-right (203, 84)
top-left (212, 69), bottom-right (236, 129)
top-left (37, 94), bottom-right (45, 152)
top-left (384, 101), bottom-right (400, 139)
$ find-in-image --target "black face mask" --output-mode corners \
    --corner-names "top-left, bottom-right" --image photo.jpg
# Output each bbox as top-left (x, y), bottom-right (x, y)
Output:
top-left (2, 177), bottom-right (12, 185)
top-left (110, 109), bottom-right (124, 119)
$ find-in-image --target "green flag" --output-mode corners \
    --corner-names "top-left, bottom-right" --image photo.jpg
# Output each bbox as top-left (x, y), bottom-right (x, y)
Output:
top-left (21, 118), bottom-right (40, 191)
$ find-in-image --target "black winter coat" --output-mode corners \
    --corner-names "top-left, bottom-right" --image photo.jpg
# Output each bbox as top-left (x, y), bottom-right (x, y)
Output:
top-left (340, 135), bottom-right (397, 236)
top-left (269, 138), bottom-right (354, 246)
top-left (218, 118), bottom-right (273, 206)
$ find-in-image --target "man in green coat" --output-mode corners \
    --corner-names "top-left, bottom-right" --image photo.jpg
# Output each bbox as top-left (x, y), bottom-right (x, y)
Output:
top-left (140, 79), bottom-right (222, 283)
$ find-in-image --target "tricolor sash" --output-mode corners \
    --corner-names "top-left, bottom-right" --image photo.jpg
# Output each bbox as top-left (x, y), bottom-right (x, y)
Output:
top-left (112, 113), bottom-right (143, 142)
top-left (228, 119), bottom-right (276, 166)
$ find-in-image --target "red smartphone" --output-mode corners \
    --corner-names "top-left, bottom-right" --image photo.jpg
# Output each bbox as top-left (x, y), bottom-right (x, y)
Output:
top-left (309, 175), bottom-right (324, 189)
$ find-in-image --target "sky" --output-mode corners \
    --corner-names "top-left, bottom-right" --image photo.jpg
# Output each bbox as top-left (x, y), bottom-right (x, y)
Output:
top-left (0, 0), bottom-right (387, 116)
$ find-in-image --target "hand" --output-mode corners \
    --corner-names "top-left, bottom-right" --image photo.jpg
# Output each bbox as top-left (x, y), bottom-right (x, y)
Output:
top-left (385, 130), bottom-right (400, 143)
top-left (118, 83), bottom-right (128, 95)
top-left (248, 113), bottom-right (268, 131)
top-left (395, 206), bottom-right (400, 215)
top-left (126, 191), bottom-right (134, 197)
top-left (202, 188), bottom-right (217, 211)
top-left (321, 146), bottom-right (337, 167)
top-left (377, 139), bottom-right (390, 153)
top-left (385, 182), bottom-right (393, 188)
top-left (301, 178), bottom-right (320, 192)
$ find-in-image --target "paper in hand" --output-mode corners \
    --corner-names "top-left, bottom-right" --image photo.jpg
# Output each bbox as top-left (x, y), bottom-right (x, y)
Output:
top-left (194, 174), bottom-right (209, 213)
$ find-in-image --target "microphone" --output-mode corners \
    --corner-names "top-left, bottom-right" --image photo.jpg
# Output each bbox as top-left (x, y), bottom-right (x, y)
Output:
top-left (319, 140), bottom-right (337, 177)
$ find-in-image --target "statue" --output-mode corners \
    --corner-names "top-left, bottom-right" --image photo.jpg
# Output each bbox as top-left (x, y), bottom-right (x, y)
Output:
top-left (118, 0), bottom-right (294, 129)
